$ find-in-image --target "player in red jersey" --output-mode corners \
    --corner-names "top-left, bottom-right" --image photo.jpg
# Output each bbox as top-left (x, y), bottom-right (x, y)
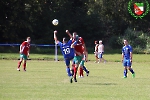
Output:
top-left (66, 30), bottom-right (89, 82)
top-left (17, 37), bottom-right (31, 71)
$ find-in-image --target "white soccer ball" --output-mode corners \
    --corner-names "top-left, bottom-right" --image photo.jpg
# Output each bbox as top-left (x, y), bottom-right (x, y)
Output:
top-left (52, 19), bottom-right (59, 26)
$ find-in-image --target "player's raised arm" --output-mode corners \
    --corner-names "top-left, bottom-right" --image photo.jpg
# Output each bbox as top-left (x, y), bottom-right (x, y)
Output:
top-left (54, 30), bottom-right (59, 44)
top-left (71, 41), bottom-right (77, 48)
top-left (66, 30), bottom-right (73, 38)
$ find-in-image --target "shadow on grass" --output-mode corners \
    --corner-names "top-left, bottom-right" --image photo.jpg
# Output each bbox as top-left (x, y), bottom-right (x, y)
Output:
top-left (82, 82), bottom-right (117, 86)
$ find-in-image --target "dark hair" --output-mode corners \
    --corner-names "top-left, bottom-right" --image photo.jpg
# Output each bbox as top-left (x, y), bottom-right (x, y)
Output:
top-left (63, 37), bottom-right (68, 42)
top-left (95, 40), bottom-right (98, 44)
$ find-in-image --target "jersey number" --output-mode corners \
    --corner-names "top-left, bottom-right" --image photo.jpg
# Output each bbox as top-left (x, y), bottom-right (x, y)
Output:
top-left (63, 48), bottom-right (70, 54)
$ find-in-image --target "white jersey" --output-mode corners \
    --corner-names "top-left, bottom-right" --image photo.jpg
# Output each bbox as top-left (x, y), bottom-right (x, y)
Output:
top-left (98, 44), bottom-right (104, 53)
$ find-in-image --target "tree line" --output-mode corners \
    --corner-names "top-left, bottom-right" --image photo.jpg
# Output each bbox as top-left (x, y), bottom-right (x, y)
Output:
top-left (0, 0), bottom-right (150, 51)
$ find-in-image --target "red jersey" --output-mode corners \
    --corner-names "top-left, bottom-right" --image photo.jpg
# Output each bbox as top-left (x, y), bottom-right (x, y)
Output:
top-left (74, 37), bottom-right (85, 56)
top-left (20, 41), bottom-right (30, 55)
top-left (82, 46), bottom-right (88, 53)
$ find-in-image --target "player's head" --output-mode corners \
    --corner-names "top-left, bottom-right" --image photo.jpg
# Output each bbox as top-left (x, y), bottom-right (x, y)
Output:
top-left (99, 40), bottom-right (102, 44)
top-left (75, 35), bottom-right (79, 41)
top-left (95, 41), bottom-right (98, 44)
top-left (123, 39), bottom-right (128, 46)
top-left (63, 37), bottom-right (67, 43)
top-left (27, 37), bottom-right (31, 43)
top-left (73, 32), bottom-right (77, 39)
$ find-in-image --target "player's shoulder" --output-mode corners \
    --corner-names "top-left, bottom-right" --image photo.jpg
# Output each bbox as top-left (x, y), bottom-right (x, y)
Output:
top-left (79, 37), bottom-right (84, 43)
top-left (58, 41), bottom-right (62, 45)
top-left (79, 37), bottom-right (83, 40)
top-left (22, 41), bottom-right (27, 44)
top-left (23, 41), bottom-right (26, 43)
top-left (127, 45), bottom-right (132, 49)
top-left (128, 45), bottom-right (132, 47)
top-left (68, 39), bottom-right (72, 42)
top-left (122, 46), bottom-right (126, 49)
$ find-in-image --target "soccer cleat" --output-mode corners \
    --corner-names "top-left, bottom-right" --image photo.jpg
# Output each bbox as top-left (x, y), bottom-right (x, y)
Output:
top-left (132, 73), bottom-right (135, 78)
top-left (70, 76), bottom-right (73, 83)
top-left (123, 76), bottom-right (127, 78)
top-left (78, 76), bottom-right (84, 78)
top-left (74, 77), bottom-right (77, 82)
top-left (24, 69), bottom-right (26, 72)
top-left (94, 61), bottom-right (98, 63)
top-left (17, 68), bottom-right (20, 71)
top-left (86, 71), bottom-right (90, 76)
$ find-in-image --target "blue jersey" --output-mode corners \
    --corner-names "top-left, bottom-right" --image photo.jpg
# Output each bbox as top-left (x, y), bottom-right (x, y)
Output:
top-left (122, 45), bottom-right (132, 59)
top-left (58, 40), bottom-right (75, 59)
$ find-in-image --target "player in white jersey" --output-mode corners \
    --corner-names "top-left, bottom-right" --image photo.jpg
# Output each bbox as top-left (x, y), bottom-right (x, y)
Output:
top-left (97, 40), bottom-right (106, 63)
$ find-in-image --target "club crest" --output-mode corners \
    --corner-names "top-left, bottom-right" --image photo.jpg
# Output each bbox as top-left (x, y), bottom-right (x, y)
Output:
top-left (128, 0), bottom-right (149, 19)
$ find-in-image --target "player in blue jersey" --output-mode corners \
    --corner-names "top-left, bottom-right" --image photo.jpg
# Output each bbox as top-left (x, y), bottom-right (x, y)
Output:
top-left (54, 30), bottom-right (77, 83)
top-left (122, 39), bottom-right (135, 78)
top-left (66, 30), bottom-right (89, 82)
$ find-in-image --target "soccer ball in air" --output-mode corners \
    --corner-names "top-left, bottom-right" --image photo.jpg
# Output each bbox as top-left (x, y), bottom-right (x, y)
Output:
top-left (52, 19), bottom-right (59, 26)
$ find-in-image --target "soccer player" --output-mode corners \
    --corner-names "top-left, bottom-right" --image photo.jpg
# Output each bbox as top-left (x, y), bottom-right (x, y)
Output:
top-left (94, 40), bottom-right (99, 63)
top-left (122, 39), bottom-right (135, 78)
top-left (97, 40), bottom-right (106, 63)
top-left (17, 37), bottom-right (31, 71)
top-left (66, 30), bottom-right (89, 82)
top-left (54, 30), bottom-right (76, 83)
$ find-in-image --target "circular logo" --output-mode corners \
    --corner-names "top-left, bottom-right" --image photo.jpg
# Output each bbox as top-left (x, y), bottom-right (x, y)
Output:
top-left (128, 0), bottom-right (149, 19)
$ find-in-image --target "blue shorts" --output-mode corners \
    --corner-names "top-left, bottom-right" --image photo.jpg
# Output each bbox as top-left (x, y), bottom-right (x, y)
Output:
top-left (64, 56), bottom-right (74, 66)
top-left (98, 52), bottom-right (104, 58)
top-left (123, 59), bottom-right (132, 67)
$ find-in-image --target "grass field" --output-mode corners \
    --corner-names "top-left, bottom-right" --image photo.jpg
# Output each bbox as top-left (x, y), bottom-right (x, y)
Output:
top-left (0, 54), bottom-right (150, 100)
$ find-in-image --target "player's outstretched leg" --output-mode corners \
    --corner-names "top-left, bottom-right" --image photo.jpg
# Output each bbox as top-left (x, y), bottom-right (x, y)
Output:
top-left (71, 64), bottom-right (75, 76)
top-left (66, 67), bottom-right (73, 83)
top-left (66, 67), bottom-right (72, 77)
top-left (17, 59), bottom-right (23, 71)
top-left (79, 67), bottom-right (84, 78)
top-left (23, 60), bottom-right (27, 71)
top-left (128, 67), bottom-right (135, 78)
top-left (65, 59), bottom-right (74, 83)
top-left (83, 66), bottom-right (89, 76)
top-left (73, 66), bottom-right (78, 82)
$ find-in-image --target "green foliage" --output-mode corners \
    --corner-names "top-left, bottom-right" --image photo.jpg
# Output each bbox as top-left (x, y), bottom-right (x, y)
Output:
top-left (108, 36), bottom-right (122, 49)
top-left (121, 28), bottom-right (150, 53)
top-left (0, 0), bottom-right (150, 48)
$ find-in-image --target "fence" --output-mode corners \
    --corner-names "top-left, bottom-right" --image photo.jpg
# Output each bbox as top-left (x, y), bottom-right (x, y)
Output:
top-left (0, 43), bottom-right (58, 61)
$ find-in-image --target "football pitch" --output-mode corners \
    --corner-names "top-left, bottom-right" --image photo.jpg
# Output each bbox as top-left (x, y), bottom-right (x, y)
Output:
top-left (0, 54), bottom-right (150, 100)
